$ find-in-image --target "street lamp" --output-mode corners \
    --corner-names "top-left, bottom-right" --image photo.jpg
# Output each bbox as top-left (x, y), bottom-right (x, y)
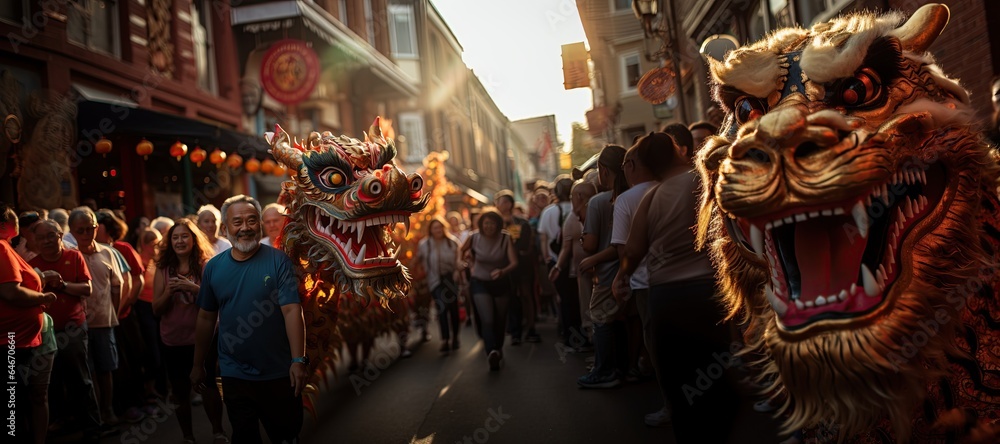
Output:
top-left (631, 0), bottom-right (688, 123)
top-left (632, 0), bottom-right (658, 37)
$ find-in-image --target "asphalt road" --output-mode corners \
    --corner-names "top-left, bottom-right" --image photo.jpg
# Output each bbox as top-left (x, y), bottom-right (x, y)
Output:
top-left (88, 317), bottom-right (783, 444)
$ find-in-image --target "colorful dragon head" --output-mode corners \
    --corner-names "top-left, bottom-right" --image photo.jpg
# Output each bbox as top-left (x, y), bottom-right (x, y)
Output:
top-left (267, 117), bottom-right (429, 305)
top-left (696, 4), bottom-right (999, 439)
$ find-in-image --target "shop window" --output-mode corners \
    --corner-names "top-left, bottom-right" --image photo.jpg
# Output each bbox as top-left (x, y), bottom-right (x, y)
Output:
top-left (388, 4), bottom-right (417, 58)
top-left (192, 0), bottom-right (217, 94)
top-left (0, 0), bottom-right (26, 25)
top-left (67, 0), bottom-right (120, 57)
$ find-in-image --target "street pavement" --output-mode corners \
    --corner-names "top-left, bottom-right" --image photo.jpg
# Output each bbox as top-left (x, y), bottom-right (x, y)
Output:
top-left (88, 316), bottom-right (782, 444)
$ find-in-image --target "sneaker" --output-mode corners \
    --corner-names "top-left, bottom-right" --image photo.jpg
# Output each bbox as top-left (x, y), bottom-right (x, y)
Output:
top-left (141, 404), bottom-right (165, 419)
top-left (488, 350), bottom-right (501, 371)
top-left (625, 368), bottom-right (641, 383)
top-left (191, 393), bottom-right (204, 406)
top-left (525, 332), bottom-right (541, 343)
top-left (98, 424), bottom-right (121, 437)
top-left (753, 399), bottom-right (778, 413)
top-left (644, 407), bottom-right (672, 427)
top-left (451, 339), bottom-right (460, 350)
top-left (511, 337), bottom-right (522, 346)
top-left (577, 371), bottom-right (622, 389)
top-left (123, 407), bottom-right (146, 423)
top-left (400, 349), bottom-right (413, 358)
top-left (440, 342), bottom-right (451, 353)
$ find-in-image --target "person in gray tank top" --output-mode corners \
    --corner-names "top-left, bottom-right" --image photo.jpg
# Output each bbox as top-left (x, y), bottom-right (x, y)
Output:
top-left (459, 210), bottom-right (518, 371)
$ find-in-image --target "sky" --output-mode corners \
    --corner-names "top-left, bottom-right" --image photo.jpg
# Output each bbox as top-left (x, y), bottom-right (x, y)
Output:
top-left (430, 0), bottom-right (592, 151)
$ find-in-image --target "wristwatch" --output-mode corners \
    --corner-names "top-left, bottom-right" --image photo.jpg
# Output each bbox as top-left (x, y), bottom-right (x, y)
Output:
top-left (291, 356), bottom-right (310, 365)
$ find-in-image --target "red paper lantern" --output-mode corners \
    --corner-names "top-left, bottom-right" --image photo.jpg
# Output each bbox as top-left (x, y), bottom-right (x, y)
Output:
top-left (272, 164), bottom-right (286, 177)
top-left (209, 148), bottom-right (227, 167)
top-left (261, 159), bottom-right (276, 174)
top-left (170, 141), bottom-right (188, 160)
top-left (227, 153), bottom-right (243, 169)
top-left (135, 139), bottom-right (153, 159)
top-left (190, 146), bottom-right (208, 167)
top-left (245, 158), bottom-right (261, 173)
top-left (95, 138), bottom-right (112, 157)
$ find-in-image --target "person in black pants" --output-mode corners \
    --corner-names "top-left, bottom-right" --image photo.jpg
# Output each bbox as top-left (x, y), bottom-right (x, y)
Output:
top-left (416, 218), bottom-right (462, 353)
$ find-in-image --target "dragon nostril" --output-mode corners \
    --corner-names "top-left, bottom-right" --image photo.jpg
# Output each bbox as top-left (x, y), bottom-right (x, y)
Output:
top-left (795, 142), bottom-right (823, 159)
top-left (747, 148), bottom-right (771, 164)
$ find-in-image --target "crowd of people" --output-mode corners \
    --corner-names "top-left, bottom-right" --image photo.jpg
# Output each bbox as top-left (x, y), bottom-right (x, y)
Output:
top-left (2, 118), bottom-right (768, 443)
top-left (1, 196), bottom-right (304, 444)
top-left (413, 120), bottom-right (764, 442)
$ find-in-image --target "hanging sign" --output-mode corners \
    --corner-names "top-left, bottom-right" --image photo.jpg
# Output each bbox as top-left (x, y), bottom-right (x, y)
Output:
top-left (260, 39), bottom-right (321, 105)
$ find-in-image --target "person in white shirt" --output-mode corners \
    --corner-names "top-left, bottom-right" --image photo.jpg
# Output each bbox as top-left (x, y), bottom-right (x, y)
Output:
top-left (260, 203), bottom-right (286, 247)
top-left (612, 132), bottom-right (666, 426)
top-left (196, 205), bottom-right (232, 255)
top-left (69, 207), bottom-right (125, 426)
top-left (538, 176), bottom-right (579, 346)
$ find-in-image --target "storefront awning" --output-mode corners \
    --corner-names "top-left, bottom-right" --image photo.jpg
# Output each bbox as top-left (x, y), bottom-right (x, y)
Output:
top-left (232, 0), bottom-right (418, 97)
top-left (76, 100), bottom-right (270, 156)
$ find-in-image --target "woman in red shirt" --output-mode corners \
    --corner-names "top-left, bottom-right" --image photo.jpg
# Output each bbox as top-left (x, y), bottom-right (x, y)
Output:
top-left (0, 206), bottom-right (55, 443)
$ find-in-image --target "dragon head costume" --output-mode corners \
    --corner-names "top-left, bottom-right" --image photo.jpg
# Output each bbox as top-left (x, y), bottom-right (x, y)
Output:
top-left (265, 118), bottom-right (427, 403)
top-left (267, 117), bottom-right (428, 305)
top-left (696, 4), bottom-right (999, 441)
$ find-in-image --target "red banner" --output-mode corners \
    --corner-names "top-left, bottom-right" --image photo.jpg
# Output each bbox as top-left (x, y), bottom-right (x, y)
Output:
top-left (260, 39), bottom-right (321, 105)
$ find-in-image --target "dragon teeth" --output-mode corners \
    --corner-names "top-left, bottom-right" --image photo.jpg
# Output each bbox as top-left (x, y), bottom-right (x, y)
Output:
top-left (356, 224), bottom-right (364, 244)
top-left (357, 244), bottom-right (367, 261)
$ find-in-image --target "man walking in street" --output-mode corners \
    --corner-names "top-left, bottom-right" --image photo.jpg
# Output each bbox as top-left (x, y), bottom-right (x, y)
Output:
top-left (191, 195), bottom-right (307, 444)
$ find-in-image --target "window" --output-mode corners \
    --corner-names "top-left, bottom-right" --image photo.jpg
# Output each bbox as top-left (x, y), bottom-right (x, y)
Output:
top-left (398, 112), bottom-right (427, 162)
top-left (620, 51), bottom-right (641, 93)
top-left (191, 0), bottom-right (217, 94)
top-left (622, 125), bottom-right (646, 147)
top-left (0, 0), bottom-right (26, 24)
top-left (364, 0), bottom-right (375, 46)
top-left (67, 0), bottom-right (120, 57)
top-left (338, 0), bottom-right (348, 25)
top-left (611, 0), bottom-right (631, 12)
top-left (388, 4), bottom-right (417, 58)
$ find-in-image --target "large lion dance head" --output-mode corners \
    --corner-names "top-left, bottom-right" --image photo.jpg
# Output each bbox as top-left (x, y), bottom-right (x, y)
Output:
top-left (267, 118), bottom-right (429, 305)
top-left (696, 4), bottom-right (999, 439)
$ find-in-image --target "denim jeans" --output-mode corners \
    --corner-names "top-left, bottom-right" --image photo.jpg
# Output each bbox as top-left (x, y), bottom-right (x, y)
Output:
top-left (470, 278), bottom-right (511, 355)
top-left (50, 323), bottom-right (101, 431)
top-left (432, 275), bottom-right (461, 341)
top-left (591, 320), bottom-right (628, 378)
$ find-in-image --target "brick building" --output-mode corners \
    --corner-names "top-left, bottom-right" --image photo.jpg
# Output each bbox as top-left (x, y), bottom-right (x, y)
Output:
top-left (578, 0), bottom-right (999, 147)
top-left (0, 0), bottom-right (257, 218)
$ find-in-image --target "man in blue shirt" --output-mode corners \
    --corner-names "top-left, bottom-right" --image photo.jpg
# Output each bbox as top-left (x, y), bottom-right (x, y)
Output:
top-left (191, 195), bottom-right (306, 444)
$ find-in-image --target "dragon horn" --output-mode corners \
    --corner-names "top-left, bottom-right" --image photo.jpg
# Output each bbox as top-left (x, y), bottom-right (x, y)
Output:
top-left (268, 124), bottom-right (303, 171)
top-left (366, 116), bottom-right (386, 145)
top-left (889, 3), bottom-right (949, 54)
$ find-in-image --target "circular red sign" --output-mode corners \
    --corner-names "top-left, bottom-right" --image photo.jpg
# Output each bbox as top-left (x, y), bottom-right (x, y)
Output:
top-left (260, 39), bottom-right (321, 105)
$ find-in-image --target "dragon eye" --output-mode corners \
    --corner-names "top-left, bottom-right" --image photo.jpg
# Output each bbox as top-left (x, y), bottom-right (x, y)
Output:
top-left (318, 167), bottom-right (348, 189)
top-left (410, 175), bottom-right (423, 192)
top-left (734, 97), bottom-right (767, 125)
top-left (838, 68), bottom-right (882, 107)
top-left (368, 180), bottom-right (383, 196)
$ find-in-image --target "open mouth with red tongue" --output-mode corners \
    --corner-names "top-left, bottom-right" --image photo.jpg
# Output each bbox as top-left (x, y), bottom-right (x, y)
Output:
top-left (306, 206), bottom-right (410, 271)
top-left (730, 165), bottom-right (944, 330)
